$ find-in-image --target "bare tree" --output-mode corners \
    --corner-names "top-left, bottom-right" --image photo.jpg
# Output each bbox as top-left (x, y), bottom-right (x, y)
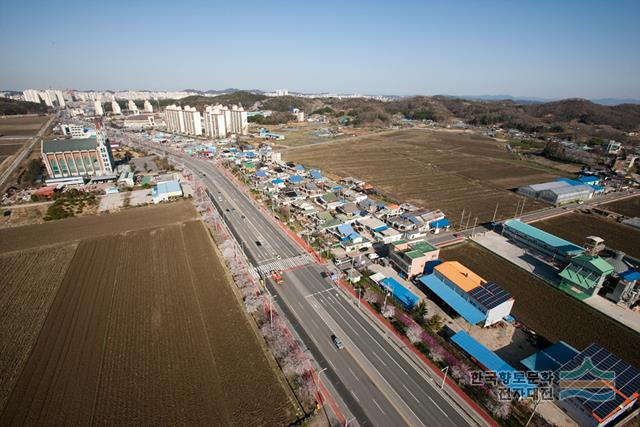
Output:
top-left (363, 288), bottom-right (379, 304)
top-left (488, 397), bottom-right (511, 420)
top-left (406, 324), bottom-right (423, 344)
top-left (382, 304), bottom-right (395, 319)
top-left (450, 364), bottom-right (472, 386)
top-left (430, 346), bottom-right (445, 363)
top-left (244, 292), bottom-right (264, 313)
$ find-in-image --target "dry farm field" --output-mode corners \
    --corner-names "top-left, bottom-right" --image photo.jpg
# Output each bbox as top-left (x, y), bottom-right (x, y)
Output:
top-left (601, 195), bottom-right (640, 218)
top-left (0, 203), bottom-right (297, 425)
top-left (284, 129), bottom-right (561, 224)
top-left (533, 211), bottom-right (640, 259)
top-left (0, 115), bottom-right (49, 137)
top-left (441, 242), bottom-right (640, 367)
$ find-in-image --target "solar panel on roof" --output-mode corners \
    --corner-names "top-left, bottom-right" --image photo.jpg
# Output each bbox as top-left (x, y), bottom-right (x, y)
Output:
top-left (555, 343), bottom-right (640, 421)
top-left (467, 282), bottom-right (512, 309)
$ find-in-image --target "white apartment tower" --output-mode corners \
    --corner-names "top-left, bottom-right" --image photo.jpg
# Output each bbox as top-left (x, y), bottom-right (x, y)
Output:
top-left (182, 106), bottom-right (202, 136)
top-left (164, 104), bottom-right (185, 133)
top-left (202, 105), bottom-right (227, 139)
top-left (228, 105), bottom-right (248, 135)
top-left (94, 101), bottom-right (104, 116)
top-left (111, 101), bottom-right (122, 115)
top-left (23, 89), bottom-right (41, 103)
top-left (52, 90), bottom-right (66, 108)
top-left (127, 100), bottom-right (138, 114)
top-left (143, 100), bottom-right (153, 113)
top-left (39, 91), bottom-right (54, 107)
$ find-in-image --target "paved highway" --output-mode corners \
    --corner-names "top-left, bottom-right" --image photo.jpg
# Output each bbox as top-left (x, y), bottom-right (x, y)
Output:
top-left (117, 131), bottom-right (479, 427)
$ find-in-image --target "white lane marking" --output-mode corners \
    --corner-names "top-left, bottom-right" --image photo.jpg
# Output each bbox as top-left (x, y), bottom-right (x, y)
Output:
top-left (290, 307), bottom-right (299, 318)
top-left (427, 396), bottom-right (449, 418)
top-left (402, 384), bottom-right (420, 404)
top-left (305, 288), bottom-right (334, 298)
top-left (372, 398), bottom-right (386, 415)
top-left (348, 367), bottom-right (360, 382)
top-left (310, 318), bottom-right (319, 329)
top-left (372, 351), bottom-right (388, 367)
top-left (327, 359), bottom-right (336, 370)
top-left (335, 298), bottom-right (409, 375)
top-left (350, 390), bottom-right (360, 402)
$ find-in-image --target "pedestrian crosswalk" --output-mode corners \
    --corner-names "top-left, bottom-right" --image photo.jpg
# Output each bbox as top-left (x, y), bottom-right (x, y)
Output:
top-left (251, 254), bottom-right (314, 279)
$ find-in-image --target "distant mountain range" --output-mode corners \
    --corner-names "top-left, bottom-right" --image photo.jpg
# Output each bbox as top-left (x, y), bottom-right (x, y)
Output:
top-left (182, 90), bottom-right (640, 106)
top-left (444, 94), bottom-right (640, 106)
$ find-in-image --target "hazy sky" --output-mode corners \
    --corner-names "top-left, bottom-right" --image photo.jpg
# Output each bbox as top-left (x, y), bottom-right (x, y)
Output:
top-left (1, 0), bottom-right (639, 98)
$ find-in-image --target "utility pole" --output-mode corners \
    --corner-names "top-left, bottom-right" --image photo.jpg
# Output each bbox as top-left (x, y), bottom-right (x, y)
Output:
top-left (465, 212), bottom-right (471, 230)
top-left (492, 203), bottom-right (499, 223)
top-left (520, 197), bottom-right (526, 217)
top-left (515, 199), bottom-right (521, 217)
top-left (471, 217), bottom-right (478, 237)
top-left (459, 208), bottom-right (465, 231)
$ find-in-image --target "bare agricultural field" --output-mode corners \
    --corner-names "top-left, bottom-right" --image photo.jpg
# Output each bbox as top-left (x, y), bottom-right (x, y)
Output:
top-left (0, 200), bottom-right (197, 252)
top-left (284, 129), bottom-right (560, 224)
top-left (533, 211), bottom-right (640, 259)
top-left (0, 115), bottom-right (49, 137)
top-left (601, 195), bottom-right (640, 218)
top-left (0, 244), bottom-right (78, 411)
top-left (0, 212), bottom-right (297, 425)
top-left (441, 242), bottom-right (640, 367)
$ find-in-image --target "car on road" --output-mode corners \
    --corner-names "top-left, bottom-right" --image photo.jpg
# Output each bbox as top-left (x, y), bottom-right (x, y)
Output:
top-left (255, 240), bottom-right (262, 246)
top-left (331, 334), bottom-right (344, 349)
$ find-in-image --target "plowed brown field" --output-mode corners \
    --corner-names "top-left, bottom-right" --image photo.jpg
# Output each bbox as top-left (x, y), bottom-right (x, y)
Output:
top-left (0, 207), bottom-right (296, 425)
top-left (533, 211), bottom-right (640, 259)
top-left (0, 244), bottom-right (78, 411)
top-left (284, 129), bottom-right (558, 224)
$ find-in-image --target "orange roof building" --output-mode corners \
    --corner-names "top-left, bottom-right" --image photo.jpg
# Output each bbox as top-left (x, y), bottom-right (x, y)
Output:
top-left (434, 261), bottom-right (485, 292)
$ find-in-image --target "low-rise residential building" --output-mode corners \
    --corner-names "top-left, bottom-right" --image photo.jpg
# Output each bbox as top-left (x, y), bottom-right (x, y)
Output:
top-left (118, 171), bottom-right (135, 187)
top-left (335, 223), bottom-right (372, 253)
top-left (389, 240), bottom-right (440, 278)
top-left (317, 192), bottom-right (343, 210)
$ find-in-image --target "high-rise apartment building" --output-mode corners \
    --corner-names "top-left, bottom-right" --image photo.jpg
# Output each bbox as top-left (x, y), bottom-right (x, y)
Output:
top-left (202, 105), bottom-right (227, 138)
top-left (94, 101), bottom-right (104, 116)
top-left (127, 100), bottom-right (138, 114)
top-left (111, 101), bottom-right (122, 115)
top-left (143, 100), bottom-right (153, 113)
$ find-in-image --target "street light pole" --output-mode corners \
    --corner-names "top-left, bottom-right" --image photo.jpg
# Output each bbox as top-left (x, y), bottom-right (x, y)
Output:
top-left (344, 416), bottom-right (356, 427)
top-left (441, 366), bottom-right (449, 389)
top-left (525, 393), bottom-right (542, 427)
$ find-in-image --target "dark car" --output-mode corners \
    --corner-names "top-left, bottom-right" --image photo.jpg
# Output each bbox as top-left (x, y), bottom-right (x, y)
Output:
top-left (331, 334), bottom-right (344, 349)
top-left (255, 241), bottom-right (262, 247)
